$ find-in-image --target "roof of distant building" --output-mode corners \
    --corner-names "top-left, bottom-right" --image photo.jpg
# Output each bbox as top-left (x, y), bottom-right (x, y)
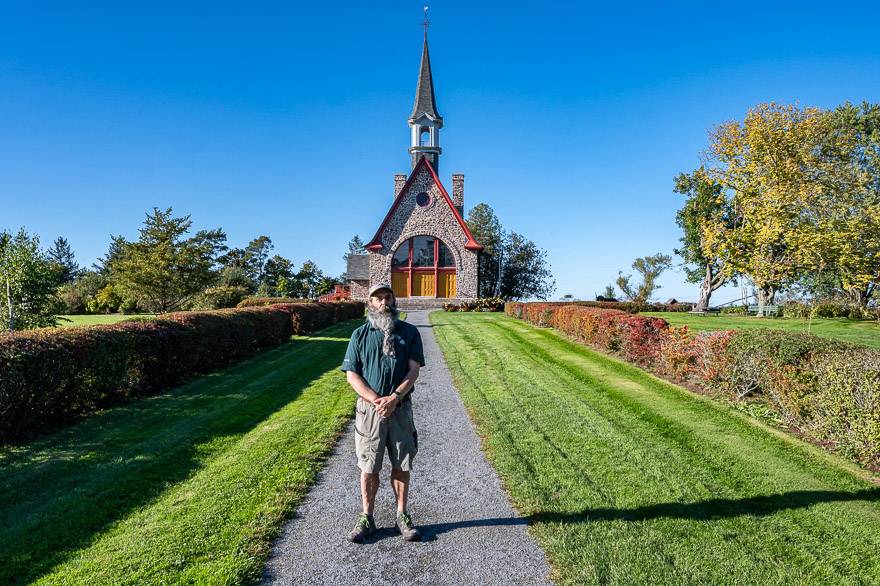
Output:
top-left (346, 254), bottom-right (370, 280)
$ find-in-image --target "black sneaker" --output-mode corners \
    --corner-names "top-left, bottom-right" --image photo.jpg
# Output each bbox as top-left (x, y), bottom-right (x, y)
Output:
top-left (348, 513), bottom-right (375, 543)
top-left (396, 511), bottom-right (421, 542)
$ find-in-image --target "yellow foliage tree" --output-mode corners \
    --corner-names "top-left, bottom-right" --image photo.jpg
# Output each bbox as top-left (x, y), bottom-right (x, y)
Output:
top-left (701, 103), bottom-right (830, 307)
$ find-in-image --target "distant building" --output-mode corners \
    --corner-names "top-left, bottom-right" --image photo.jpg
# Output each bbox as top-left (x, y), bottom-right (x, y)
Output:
top-left (347, 28), bottom-right (482, 306)
top-left (318, 284), bottom-right (351, 302)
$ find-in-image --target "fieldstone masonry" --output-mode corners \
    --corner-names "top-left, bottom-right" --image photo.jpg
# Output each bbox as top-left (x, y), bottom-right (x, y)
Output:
top-left (451, 174), bottom-right (464, 215)
top-left (368, 165), bottom-right (479, 299)
top-left (394, 174), bottom-right (407, 198)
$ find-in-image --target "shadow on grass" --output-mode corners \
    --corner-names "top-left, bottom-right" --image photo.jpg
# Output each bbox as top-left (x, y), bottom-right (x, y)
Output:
top-left (414, 488), bottom-right (880, 540)
top-left (0, 334), bottom-right (350, 585)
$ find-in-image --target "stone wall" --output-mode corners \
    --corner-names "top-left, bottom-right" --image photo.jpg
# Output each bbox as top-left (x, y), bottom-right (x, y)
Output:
top-left (368, 166), bottom-right (478, 299)
top-left (349, 280), bottom-right (369, 301)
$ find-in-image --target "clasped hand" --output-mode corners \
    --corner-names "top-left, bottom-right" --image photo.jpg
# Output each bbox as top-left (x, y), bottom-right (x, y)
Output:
top-left (373, 395), bottom-right (398, 418)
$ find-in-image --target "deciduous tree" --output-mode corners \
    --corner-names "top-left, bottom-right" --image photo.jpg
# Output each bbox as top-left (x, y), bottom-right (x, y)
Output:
top-left (112, 208), bottom-right (227, 313)
top-left (0, 229), bottom-right (60, 331)
top-left (616, 253), bottom-right (672, 304)
top-left (703, 103), bottom-right (827, 307)
top-left (673, 169), bottom-right (736, 311)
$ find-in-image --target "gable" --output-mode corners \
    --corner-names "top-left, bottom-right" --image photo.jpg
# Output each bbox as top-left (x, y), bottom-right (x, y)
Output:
top-left (366, 157), bottom-right (482, 252)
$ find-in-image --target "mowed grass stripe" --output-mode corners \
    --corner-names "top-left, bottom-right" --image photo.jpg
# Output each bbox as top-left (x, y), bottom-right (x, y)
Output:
top-left (0, 320), bottom-right (361, 585)
top-left (431, 312), bottom-right (880, 585)
top-left (443, 318), bottom-right (788, 582)
top-left (479, 317), bottom-right (880, 579)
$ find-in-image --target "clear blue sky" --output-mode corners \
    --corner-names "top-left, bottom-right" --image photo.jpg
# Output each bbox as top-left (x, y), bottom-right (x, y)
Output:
top-left (2, 1), bottom-right (879, 302)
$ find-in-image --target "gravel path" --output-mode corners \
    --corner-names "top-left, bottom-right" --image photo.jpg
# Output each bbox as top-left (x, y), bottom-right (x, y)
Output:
top-left (260, 310), bottom-right (553, 585)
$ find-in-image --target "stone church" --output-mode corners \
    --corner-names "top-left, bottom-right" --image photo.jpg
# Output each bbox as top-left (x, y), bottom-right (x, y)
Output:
top-left (346, 31), bottom-right (483, 307)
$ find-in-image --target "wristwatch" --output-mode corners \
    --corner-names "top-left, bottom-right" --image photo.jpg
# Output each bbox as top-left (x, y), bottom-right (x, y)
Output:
top-left (392, 391), bottom-right (403, 401)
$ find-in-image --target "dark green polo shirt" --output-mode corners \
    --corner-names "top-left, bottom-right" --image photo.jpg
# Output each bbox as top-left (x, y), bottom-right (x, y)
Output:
top-left (340, 320), bottom-right (425, 397)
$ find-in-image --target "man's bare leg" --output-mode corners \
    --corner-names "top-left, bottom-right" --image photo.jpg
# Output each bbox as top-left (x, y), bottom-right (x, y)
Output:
top-left (361, 472), bottom-right (380, 515)
top-left (390, 469), bottom-right (410, 512)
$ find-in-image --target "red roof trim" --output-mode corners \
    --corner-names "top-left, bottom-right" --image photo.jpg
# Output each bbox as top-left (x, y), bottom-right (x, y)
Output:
top-left (366, 157), bottom-right (484, 252)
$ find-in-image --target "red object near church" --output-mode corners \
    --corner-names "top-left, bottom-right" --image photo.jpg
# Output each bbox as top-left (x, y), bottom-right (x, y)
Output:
top-left (318, 284), bottom-right (351, 302)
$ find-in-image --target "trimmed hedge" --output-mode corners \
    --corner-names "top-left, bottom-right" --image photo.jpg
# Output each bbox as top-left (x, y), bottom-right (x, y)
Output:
top-left (236, 297), bottom-right (313, 308)
top-left (506, 302), bottom-right (879, 468)
top-left (505, 300), bottom-right (695, 314)
top-left (0, 301), bottom-right (365, 442)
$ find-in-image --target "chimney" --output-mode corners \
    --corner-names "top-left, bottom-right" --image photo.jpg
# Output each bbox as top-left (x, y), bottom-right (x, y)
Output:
top-left (394, 174), bottom-right (407, 198)
top-left (451, 174), bottom-right (464, 215)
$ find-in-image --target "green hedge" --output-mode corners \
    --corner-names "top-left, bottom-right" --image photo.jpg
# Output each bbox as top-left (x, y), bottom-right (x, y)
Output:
top-left (715, 329), bottom-right (879, 466)
top-left (0, 301), bottom-right (365, 442)
top-left (236, 297), bottom-right (313, 307)
top-left (506, 301), bottom-right (879, 468)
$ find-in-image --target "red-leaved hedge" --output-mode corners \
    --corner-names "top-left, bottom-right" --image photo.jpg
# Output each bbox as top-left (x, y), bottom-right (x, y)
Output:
top-left (0, 301), bottom-right (365, 442)
top-left (505, 301), bottom-right (879, 468)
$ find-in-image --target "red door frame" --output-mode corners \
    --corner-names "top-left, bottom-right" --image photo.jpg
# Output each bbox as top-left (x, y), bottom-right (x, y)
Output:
top-left (392, 237), bottom-right (456, 297)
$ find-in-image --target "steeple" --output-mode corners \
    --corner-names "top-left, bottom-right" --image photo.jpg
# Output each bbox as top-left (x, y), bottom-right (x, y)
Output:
top-left (409, 33), bottom-right (442, 124)
top-left (408, 10), bottom-right (443, 171)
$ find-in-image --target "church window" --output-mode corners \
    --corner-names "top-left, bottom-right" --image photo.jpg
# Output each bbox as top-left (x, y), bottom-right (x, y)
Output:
top-left (416, 192), bottom-right (431, 207)
top-left (412, 236), bottom-right (435, 267)
top-left (390, 236), bottom-right (457, 298)
top-left (391, 242), bottom-right (410, 268)
top-left (438, 241), bottom-right (455, 267)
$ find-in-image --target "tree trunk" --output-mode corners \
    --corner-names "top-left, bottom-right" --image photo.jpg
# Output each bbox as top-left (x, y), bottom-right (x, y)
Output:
top-left (695, 267), bottom-right (713, 312)
top-left (756, 284), bottom-right (776, 316)
top-left (845, 286), bottom-right (870, 308)
top-left (6, 275), bottom-right (14, 332)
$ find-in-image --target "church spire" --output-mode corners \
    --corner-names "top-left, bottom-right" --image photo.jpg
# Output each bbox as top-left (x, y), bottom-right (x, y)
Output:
top-left (409, 30), bottom-right (442, 124)
top-left (408, 7), bottom-right (443, 171)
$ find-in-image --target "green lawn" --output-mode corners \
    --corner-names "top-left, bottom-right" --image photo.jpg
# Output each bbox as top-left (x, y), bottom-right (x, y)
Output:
top-left (643, 311), bottom-right (880, 349)
top-left (56, 313), bottom-right (155, 327)
top-left (0, 319), bottom-right (360, 585)
top-left (432, 311), bottom-right (880, 585)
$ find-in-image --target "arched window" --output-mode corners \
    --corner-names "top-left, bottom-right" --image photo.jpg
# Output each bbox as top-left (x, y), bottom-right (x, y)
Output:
top-left (419, 127), bottom-right (430, 146)
top-left (390, 236), bottom-right (457, 298)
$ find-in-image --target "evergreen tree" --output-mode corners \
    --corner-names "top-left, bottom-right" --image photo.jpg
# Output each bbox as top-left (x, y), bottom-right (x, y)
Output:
top-left (47, 236), bottom-right (80, 284)
top-left (111, 208), bottom-right (227, 313)
top-left (466, 203), bottom-right (554, 300)
top-left (343, 235), bottom-right (366, 264)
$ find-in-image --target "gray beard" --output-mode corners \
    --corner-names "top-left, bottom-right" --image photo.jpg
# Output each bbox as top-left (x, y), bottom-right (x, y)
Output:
top-left (367, 305), bottom-right (400, 357)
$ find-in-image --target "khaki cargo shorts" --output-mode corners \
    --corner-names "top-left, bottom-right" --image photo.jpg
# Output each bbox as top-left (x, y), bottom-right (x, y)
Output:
top-left (354, 396), bottom-right (418, 474)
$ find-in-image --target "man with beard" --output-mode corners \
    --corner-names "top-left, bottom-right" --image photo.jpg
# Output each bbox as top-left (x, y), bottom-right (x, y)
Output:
top-left (341, 283), bottom-right (425, 543)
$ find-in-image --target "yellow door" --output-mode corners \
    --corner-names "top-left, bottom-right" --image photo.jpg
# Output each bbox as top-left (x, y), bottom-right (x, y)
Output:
top-left (413, 273), bottom-right (435, 296)
top-left (438, 273), bottom-right (456, 297)
top-left (392, 272), bottom-right (409, 298)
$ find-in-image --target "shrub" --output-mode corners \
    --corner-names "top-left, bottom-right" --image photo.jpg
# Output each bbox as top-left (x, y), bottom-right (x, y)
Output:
top-left (807, 347), bottom-right (880, 465)
top-left (812, 300), bottom-right (850, 318)
top-left (237, 297), bottom-right (313, 308)
top-left (195, 285), bottom-right (250, 310)
top-left (475, 297), bottom-right (505, 312)
top-left (0, 301), bottom-right (365, 441)
top-left (506, 302), bottom-right (879, 468)
top-left (720, 305), bottom-right (747, 314)
top-left (657, 326), bottom-right (697, 380)
top-left (86, 284), bottom-right (122, 314)
top-left (781, 301), bottom-right (811, 319)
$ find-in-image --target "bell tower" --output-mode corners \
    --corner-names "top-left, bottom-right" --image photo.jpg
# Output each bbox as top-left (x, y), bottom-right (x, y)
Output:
top-left (408, 13), bottom-right (443, 172)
